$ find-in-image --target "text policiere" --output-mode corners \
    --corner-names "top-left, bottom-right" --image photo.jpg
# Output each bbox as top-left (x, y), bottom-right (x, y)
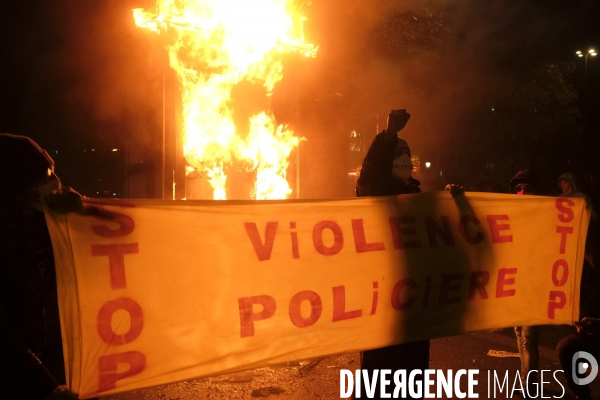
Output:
top-left (244, 214), bottom-right (514, 261)
top-left (237, 267), bottom-right (517, 338)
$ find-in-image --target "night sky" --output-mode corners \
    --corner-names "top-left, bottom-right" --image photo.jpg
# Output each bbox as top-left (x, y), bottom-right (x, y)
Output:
top-left (1, 0), bottom-right (599, 197)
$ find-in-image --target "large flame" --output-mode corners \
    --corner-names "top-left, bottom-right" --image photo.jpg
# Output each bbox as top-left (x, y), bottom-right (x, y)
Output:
top-left (133, 0), bottom-right (317, 199)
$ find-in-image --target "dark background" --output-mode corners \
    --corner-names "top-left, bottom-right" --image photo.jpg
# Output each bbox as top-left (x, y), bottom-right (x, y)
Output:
top-left (1, 0), bottom-right (599, 198)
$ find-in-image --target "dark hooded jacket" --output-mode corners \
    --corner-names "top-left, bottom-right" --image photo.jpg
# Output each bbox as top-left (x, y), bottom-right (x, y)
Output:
top-left (558, 172), bottom-right (592, 202)
top-left (356, 131), bottom-right (420, 197)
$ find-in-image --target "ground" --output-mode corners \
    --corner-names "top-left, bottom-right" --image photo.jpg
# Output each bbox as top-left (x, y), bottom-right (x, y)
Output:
top-left (103, 326), bottom-right (600, 400)
top-left (103, 353), bottom-right (359, 400)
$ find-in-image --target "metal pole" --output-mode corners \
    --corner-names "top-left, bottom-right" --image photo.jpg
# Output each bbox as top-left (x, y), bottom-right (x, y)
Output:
top-left (584, 54), bottom-right (588, 130)
top-left (296, 144), bottom-right (300, 199)
top-left (162, 51), bottom-right (167, 200)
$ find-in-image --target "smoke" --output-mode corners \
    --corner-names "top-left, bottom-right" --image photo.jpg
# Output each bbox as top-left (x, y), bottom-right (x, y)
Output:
top-left (57, 0), bottom-right (162, 153)
top-left (270, 0), bottom-right (594, 195)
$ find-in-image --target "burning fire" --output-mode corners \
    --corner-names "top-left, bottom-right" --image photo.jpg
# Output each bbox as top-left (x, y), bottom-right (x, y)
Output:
top-left (133, 0), bottom-right (317, 200)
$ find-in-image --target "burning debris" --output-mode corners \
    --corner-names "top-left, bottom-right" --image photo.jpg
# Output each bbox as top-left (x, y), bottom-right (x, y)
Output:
top-left (133, 0), bottom-right (317, 200)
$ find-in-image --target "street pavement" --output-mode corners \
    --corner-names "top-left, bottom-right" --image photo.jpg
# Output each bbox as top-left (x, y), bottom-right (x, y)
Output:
top-left (428, 325), bottom-right (593, 399)
top-left (106, 324), bottom-right (600, 399)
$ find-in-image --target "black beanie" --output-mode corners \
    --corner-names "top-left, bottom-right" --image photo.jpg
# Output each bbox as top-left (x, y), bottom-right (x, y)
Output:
top-left (0, 133), bottom-right (55, 202)
top-left (509, 169), bottom-right (540, 194)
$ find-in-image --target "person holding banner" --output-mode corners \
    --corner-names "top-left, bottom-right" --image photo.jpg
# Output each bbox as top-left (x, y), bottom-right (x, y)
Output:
top-left (0, 134), bottom-right (82, 400)
top-left (509, 169), bottom-right (545, 397)
top-left (356, 109), bottom-right (420, 198)
top-left (356, 110), bottom-right (429, 399)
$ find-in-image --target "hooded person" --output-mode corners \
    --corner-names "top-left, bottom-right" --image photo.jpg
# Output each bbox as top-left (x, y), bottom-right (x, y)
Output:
top-left (558, 172), bottom-right (591, 200)
top-left (509, 169), bottom-right (542, 195)
top-left (0, 133), bottom-right (79, 400)
top-left (508, 169), bottom-right (545, 397)
top-left (355, 110), bottom-right (428, 399)
top-left (558, 172), bottom-right (598, 223)
top-left (356, 109), bottom-right (420, 197)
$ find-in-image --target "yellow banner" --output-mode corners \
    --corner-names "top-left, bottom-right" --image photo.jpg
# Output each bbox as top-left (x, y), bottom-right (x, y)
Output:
top-left (44, 192), bottom-right (590, 398)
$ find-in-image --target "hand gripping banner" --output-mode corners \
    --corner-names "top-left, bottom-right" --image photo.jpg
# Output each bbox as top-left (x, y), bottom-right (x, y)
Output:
top-left (44, 192), bottom-right (591, 398)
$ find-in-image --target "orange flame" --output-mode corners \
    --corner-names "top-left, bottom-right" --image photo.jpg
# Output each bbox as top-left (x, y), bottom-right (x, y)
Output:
top-left (133, 1), bottom-right (317, 200)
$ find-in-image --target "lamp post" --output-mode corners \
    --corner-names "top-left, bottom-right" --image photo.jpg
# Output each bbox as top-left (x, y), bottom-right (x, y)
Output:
top-left (576, 48), bottom-right (597, 126)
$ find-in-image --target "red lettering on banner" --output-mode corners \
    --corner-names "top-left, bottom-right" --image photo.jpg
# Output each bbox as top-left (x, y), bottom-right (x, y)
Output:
top-left (243, 213), bottom-right (529, 261)
top-left (313, 221), bottom-right (344, 256)
top-left (439, 273), bottom-right (464, 305)
top-left (556, 198), bottom-right (575, 223)
top-left (92, 243), bottom-right (139, 289)
top-left (351, 219), bottom-right (385, 253)
top-left (423, 216), bottom-right (454, 247)
top-left (552, 260), bottom-right (569, 287)
top-left (238, 268), bottom-right (527, 336)
top-left (98, 351), bottom-right (146, 393)
top-left (556, 226), bottom-right (574, 254)
top-left (496, 268), bottom-right (517, 298)
top-left (238, 295), bottom-right (276, 338)
top-left (289, 291), bottom-right (322, 328)
top-left (370, 282), bottom-right (379, 315)
top-left (332, 286), bottom-right (362, 321)
top-left (92, 208), bottom-right (135, 237)
top-left (549, 198), bottom-right (575, 318)
top-left (97, 298), bottom-right (144, 345)
top-left (468, 271), bottom-right (490, 301)
top-left (389, 216), bottom-right (421, 249)
top-left (91, 209), bottom-right (147, 391)
top-left (486, 215), bottom-right (513, 243)
top-left (458, 215), bottom-right (483, 245)
top-left (244, 222), bottom-right (278, 261)
top-left (548, 291), bottom-right (567, 319)
top-left (391, 279), bottom-right (417, 310)
top-left (290, 222), bottom-right (299, 259)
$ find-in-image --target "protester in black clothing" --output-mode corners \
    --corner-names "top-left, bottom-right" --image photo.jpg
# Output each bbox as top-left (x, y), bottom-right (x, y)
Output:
top-left (356, 109), bottom-right (420, 197)
top-left (508, 169), bottom-right (546, 397)
top-left (355, 110), bottom-right (428, 399)
top-left (0, 133), bottom-right (80, 400)
top-left (509, 169), bottom-right (543, 195)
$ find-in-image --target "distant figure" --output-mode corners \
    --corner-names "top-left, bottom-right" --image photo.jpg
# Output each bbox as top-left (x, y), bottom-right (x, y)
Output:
top-left (509, 169), bottom-right (544, 397)
top-left (558, 171), bottom-right (598, 265)
top-left (558, 172), bottom-right (592, 201)
top-left (355, 109), bottom-right (427, 399)
top-left (0, 133), bottom-right (79, 400)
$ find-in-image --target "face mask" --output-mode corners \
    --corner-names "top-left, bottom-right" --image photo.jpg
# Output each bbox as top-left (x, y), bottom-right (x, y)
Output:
top-left (392, 154), bottom-right (413, 180)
